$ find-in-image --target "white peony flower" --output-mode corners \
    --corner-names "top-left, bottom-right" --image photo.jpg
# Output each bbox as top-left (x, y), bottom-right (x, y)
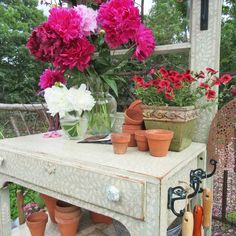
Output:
top-left (68, 84), bottom-right (95, 115)
top-left (44, 84), bottom-right (72, 118)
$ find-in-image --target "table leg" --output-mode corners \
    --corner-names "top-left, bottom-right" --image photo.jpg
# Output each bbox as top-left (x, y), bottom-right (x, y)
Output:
top-left (0, 186), bottom-right (11, 236)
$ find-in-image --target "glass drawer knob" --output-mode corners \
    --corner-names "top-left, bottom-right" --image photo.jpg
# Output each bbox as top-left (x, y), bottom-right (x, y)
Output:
top-left (106, 186), bottom-right (120, 202)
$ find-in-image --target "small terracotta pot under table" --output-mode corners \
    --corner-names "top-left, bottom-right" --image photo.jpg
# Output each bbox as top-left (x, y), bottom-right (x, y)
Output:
top-left (40, 193), bottom-right (57, 223)
top-left (145, 129), bottom-right (174, 157)
top-left (26, 211), bottom-right (48, 236)
top-left (90, 212), bottom-right (113, 224)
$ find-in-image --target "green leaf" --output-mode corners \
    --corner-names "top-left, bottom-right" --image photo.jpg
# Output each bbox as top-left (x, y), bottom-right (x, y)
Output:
top-left (101, 75), bottom-right (118, 97)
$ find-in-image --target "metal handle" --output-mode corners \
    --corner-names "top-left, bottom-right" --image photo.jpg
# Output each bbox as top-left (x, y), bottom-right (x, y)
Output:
top-left (106, 186), bottom-right (120, 202)
top-left (44, 163), bottom-right (56, 175)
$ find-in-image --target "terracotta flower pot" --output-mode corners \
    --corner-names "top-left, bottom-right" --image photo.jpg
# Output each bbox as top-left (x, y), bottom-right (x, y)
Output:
top-left (128, 100), bottom-right (144, 113)
top-left (55, 200), bottom-right (79, 213)
top-left (135, 130), bottom-right (149, 151)
top-left (26, 211), bottom-right (48, 236)
top-left (90, 212), bottom-right (113, 224)
top-left (124, 109), bottom-right (143, 125)
top-left (122, 124), bottom-right (143, 147)
top-left (145, 129), bottom-right (174, 157)
top-left (55, 200), bottom-right (81, 236)
top-left (111, 133), bottom-right (130, 154)
top-left (40, 193), bottom-right (57, 224)
top-left (55, 215), bottom-right (81, 236)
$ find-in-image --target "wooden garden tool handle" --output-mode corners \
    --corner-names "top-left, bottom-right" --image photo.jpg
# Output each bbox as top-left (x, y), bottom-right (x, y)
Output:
top-left (182, 212), bottom-right (193, 236)
top-left (202, 188), bottom-right (213, 229)
top-left (193, 205), bottom-right (203, 236)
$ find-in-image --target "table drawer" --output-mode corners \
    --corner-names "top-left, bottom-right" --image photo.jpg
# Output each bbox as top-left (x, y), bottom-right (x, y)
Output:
top-left (0, 150), bottom-right (144, 219)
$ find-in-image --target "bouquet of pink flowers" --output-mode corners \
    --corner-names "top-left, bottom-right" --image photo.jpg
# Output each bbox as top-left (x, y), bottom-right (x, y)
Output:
top-left (26, 0), bottom-right (155, 95)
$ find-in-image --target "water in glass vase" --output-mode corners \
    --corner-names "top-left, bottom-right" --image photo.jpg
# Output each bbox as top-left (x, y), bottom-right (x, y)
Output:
top-left (60, 112), bottom-right (88, 139)
top-left (88, 92), bottom-right (117, 136)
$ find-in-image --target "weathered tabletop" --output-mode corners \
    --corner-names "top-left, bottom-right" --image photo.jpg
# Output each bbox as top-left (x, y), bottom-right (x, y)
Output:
top-left (0, 133), bottom-right (206, 236)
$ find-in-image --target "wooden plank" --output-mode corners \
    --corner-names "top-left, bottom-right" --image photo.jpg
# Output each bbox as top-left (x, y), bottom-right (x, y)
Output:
top-left (113, 42), bottom-right (191, 56)
top-left (0, 103), bottom-right (46, 112)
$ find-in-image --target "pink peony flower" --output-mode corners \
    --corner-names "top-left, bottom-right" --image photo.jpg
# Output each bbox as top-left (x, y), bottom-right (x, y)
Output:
top-left (39, 69), bottom-right (66, 89)
top-left (53, 38), bottom-right (95, 72)
top-left (75, 5), bottom-right (98, 36)
top-left (26, 22), bottom-right (63, 62)
top-left (48, 7), bottom-right (82, 43)
top-left (97, 0), bottom-right (141, 48)
top-left (133, 24), bottom-right (155, 61)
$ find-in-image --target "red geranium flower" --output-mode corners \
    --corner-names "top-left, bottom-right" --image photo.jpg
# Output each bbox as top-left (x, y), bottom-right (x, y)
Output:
top-left (195, 70), bottom-right (205, 79)
top-left (206, 67), bottom-right (218, 75)
top-left (205, 89), bottom-right (216, 100)
top-left (159, 68), bottom-right (169, 78)
top-left (212, 76), bottom-right (221, 85)
top-left (183, 74), bottom-right (195, 82)
top-left (132, 75), bottom-right (144, 86)
top-left (174, 74), bottom-right (183, 82)
top-left (220, 74), bottom-right (232, 84)
top-left (165, 87), bottom-right (174, 99)
top-left (159, 80), bottom-right (170, 88)
top-left (167, 75), bottom-right (176, 83)
top-left (169, 70), bottom-right (178, 76)
top-left (199, 82), bottom-right (210, 89)
top-left (174, 81), bottom-right (183, 89)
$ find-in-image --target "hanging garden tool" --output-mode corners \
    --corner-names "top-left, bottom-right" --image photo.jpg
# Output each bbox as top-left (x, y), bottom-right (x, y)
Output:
top-left (202, 188), bottom-right (213, 229)
top-left (193, 205), bottom-right (203, 236)
top-left (182, 184), bottom-right (194, 236)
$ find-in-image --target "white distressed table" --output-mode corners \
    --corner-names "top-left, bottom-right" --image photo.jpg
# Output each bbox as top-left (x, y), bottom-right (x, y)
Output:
top-left (0, 133), bottom-right (207, 236)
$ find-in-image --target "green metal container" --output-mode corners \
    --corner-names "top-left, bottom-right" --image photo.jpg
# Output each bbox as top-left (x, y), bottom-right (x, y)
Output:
top-left (142, 106), bottom-right (199, 152)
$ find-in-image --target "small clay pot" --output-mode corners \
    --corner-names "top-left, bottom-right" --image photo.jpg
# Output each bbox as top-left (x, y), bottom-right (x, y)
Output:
top-left (111, 133), bottom-right (130, 154)
top-left (135, 130), bottom-right (149, 151)
top-left (128, 100), bottom-right (144, 113)
top-left (90, 212), bottom-right (113, 224)
top-left (56, 200), bottom-right (79, 213)
top-left (26, 211), bottom-right (48, 236)
top-left (124, 109), bottom-right (143, 125)
top-left (40, 193), bottom-right (57, 223)
top-left (55, 208), bottom-right (81, 220)
top-left (55, 215), bottom-right (81, 236)
top-left (145, 129), bottom-right (174, 157)
top-left (122, 124), bottom-right (143, 147)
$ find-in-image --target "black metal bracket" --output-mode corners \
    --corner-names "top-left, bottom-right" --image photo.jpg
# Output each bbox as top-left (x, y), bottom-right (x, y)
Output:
top-left (167, 159), bottom-right (217, 217)
top-left (200, 0), bottom-right (209, 30)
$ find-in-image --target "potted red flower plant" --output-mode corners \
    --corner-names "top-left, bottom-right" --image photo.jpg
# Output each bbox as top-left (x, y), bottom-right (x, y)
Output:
top-left (132, 67), bottom-right (232, 151)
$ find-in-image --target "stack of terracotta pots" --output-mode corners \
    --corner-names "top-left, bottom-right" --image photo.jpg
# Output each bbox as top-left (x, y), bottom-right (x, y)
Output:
top-left (55, 200), bottom-right (81, 236)
top-left (111, 100), bottom-right (174, 157)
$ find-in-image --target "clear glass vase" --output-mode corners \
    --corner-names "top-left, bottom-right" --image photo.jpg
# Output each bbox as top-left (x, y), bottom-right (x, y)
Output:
top-left (60, 112), bottom-right (88, 140)
top-left (87, 92), bottom-right (117, 136)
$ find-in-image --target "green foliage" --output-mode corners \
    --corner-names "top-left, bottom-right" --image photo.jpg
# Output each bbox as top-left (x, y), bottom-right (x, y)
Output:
top-left (145, 0), bottom-right (189, 45)
top-left (0, 0), bottom-right (47, 103)
top-left (9, 183), bottom-right (44, 220)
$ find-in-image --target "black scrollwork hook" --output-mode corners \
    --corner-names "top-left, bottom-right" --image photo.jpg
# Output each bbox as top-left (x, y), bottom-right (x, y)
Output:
top-left (167, 159), bottom-right (217, 217)
top-left (167, 175), bottom-right (201, 217)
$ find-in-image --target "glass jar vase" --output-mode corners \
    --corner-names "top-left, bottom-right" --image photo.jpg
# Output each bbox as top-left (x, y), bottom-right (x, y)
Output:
top-left (87, 92), bottom-right (117, 136)
top-left (60, 112), bottom-right (88, 140)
